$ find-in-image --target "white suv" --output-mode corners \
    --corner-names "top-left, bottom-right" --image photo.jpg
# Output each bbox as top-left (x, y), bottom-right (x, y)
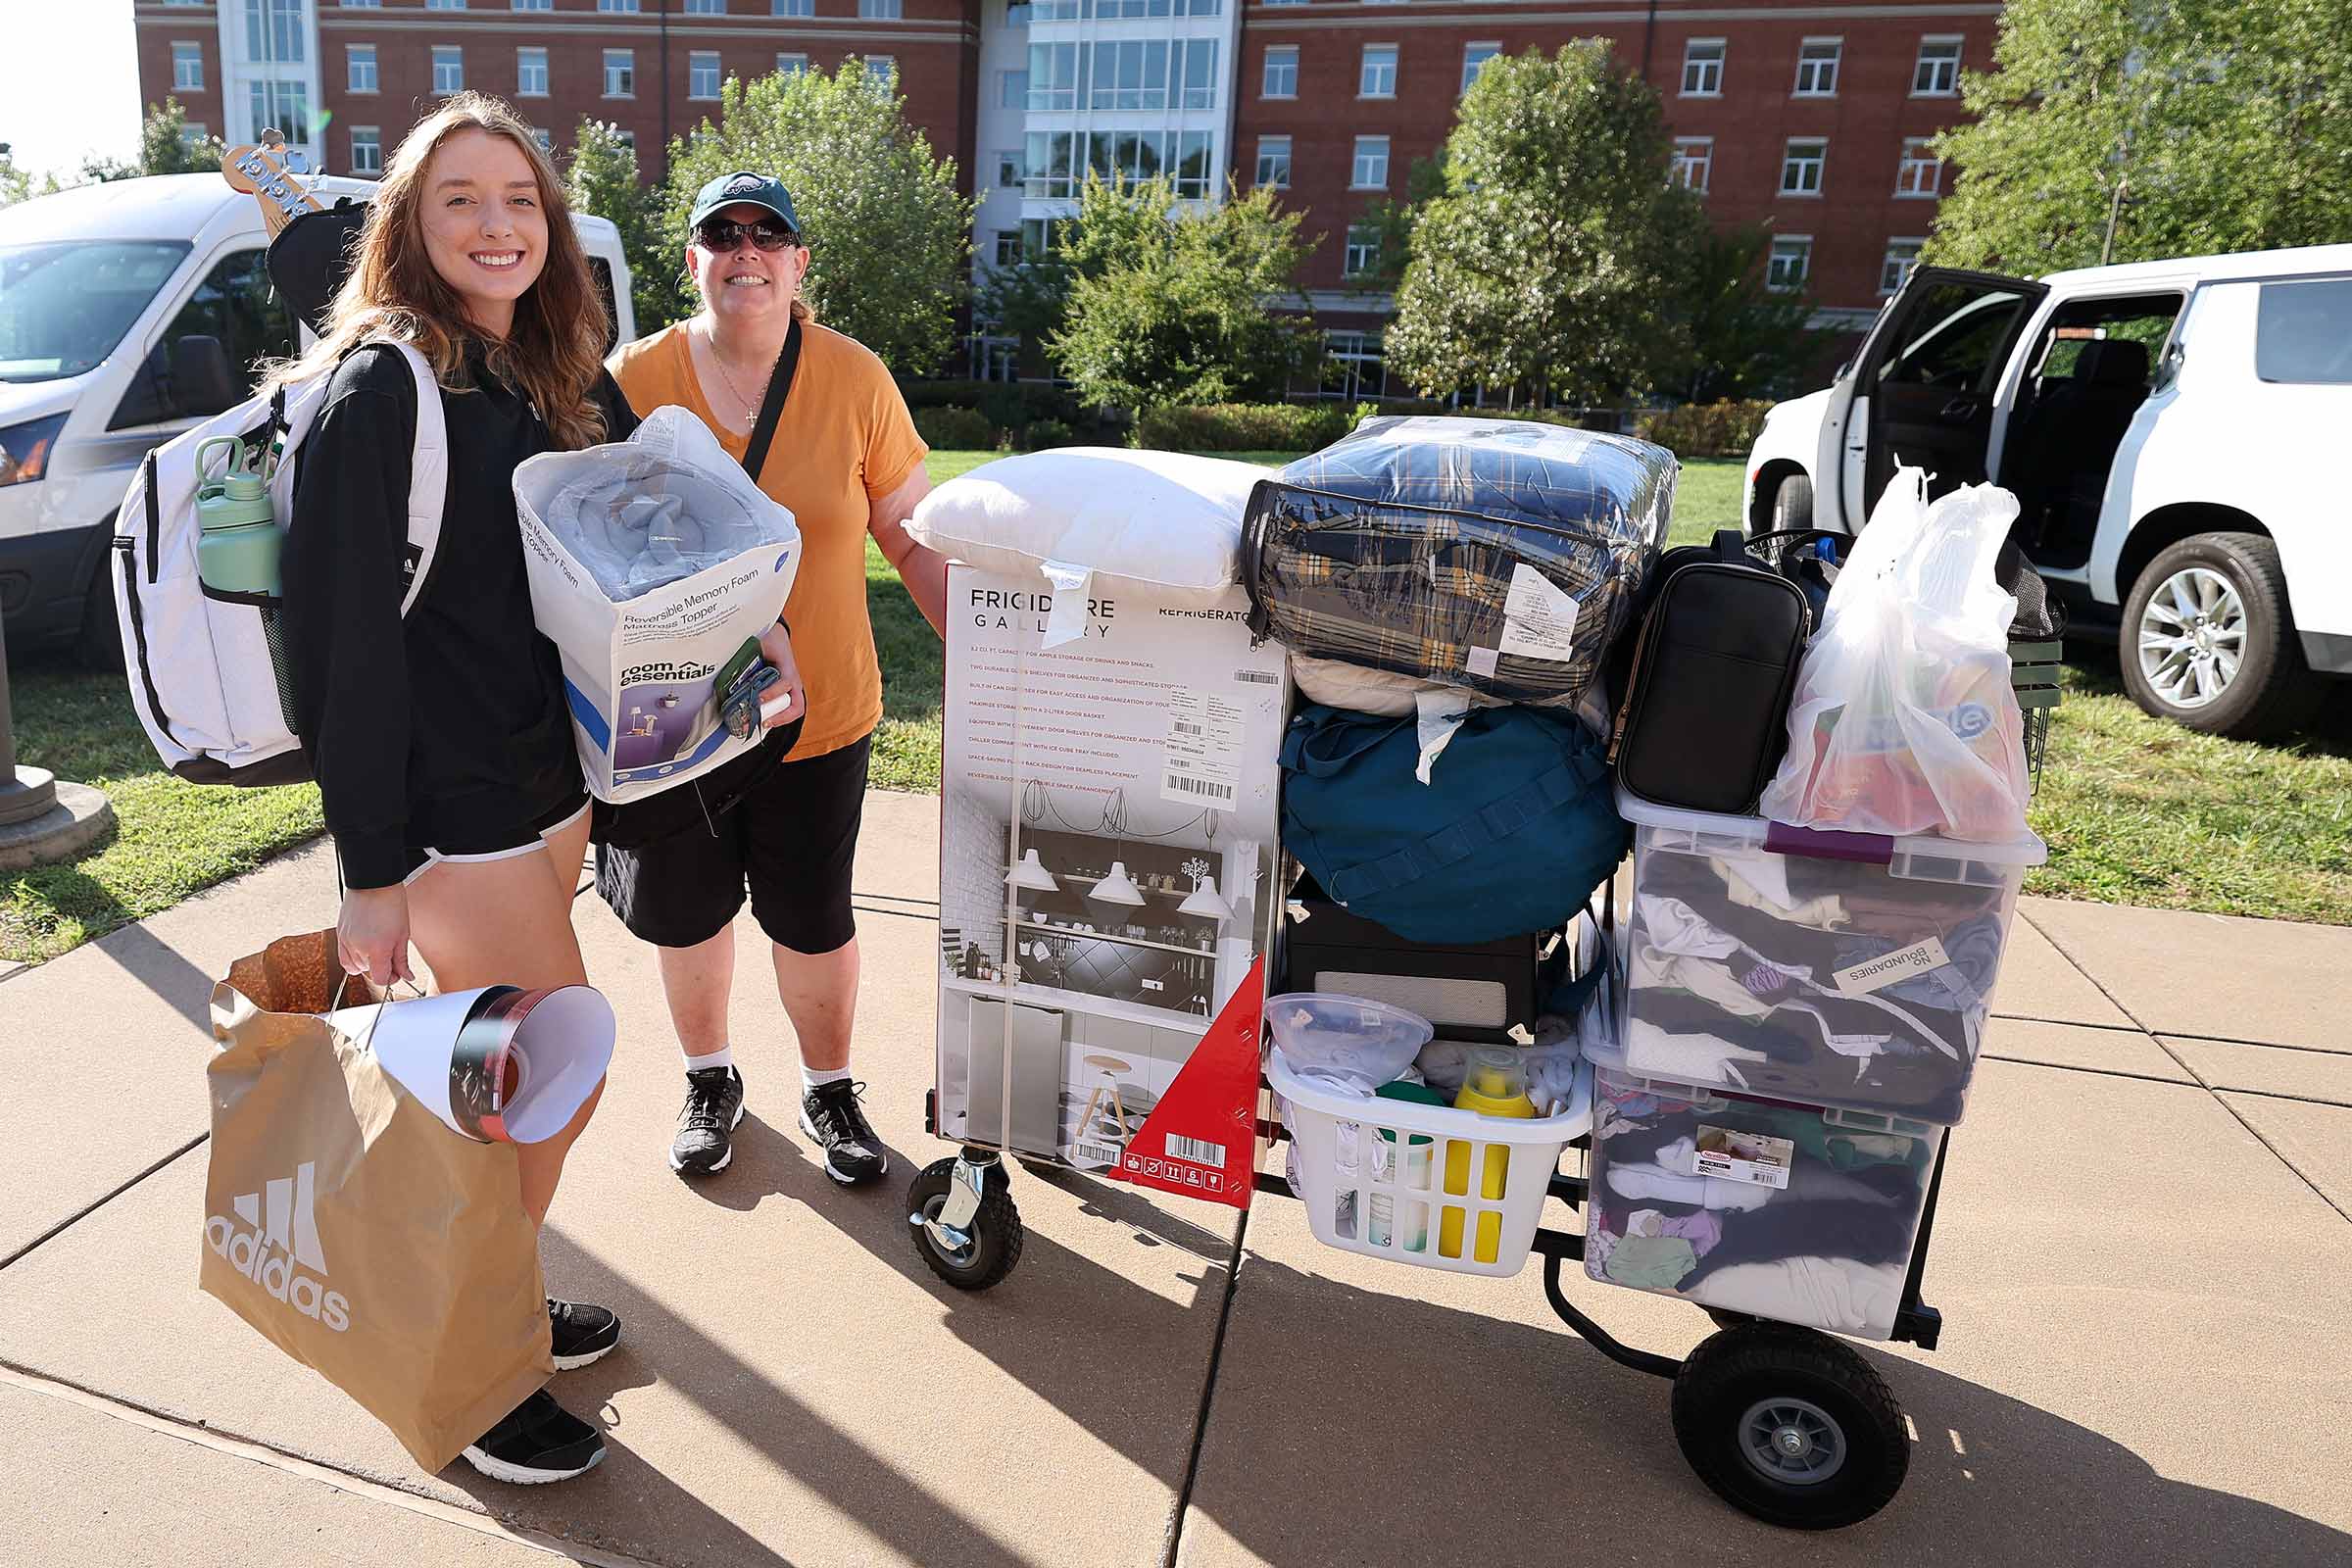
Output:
top-left (1743, 245), bottom-right (2352, 738)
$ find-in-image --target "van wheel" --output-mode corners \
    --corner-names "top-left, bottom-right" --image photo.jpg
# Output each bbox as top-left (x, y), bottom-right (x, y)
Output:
top-left (1772, 472), bottom-right (1815, 531)
top-left (74, 562), bottom-right (123, 672)
top-left (2121, 533), bottom-right (2325, 740)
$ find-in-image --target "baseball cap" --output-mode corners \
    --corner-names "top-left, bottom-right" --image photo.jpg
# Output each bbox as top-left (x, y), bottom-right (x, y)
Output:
top-left (688, 171), bottom-right (803, 237)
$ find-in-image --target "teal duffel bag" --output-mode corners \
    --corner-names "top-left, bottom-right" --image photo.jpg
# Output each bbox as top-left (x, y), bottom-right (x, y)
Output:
top-left (1278, 702), bottom-right (1630, 944)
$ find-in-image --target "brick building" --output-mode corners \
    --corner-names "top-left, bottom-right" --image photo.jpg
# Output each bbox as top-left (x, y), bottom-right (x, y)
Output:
top-left (136, 0), bottom-right (2003, 388)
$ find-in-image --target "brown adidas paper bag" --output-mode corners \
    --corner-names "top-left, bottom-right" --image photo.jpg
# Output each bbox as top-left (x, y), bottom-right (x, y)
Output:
top-left (200, 931), bottom-right (554, 1471)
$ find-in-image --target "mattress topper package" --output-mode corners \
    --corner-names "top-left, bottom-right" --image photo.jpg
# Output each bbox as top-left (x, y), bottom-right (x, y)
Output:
top-left (514, 407), bottom-right (802, 804)
top-left (1243, 415), bottom-right (1677, 709)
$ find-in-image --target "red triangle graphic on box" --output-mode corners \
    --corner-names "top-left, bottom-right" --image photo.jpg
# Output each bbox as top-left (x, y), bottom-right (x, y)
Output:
top-left (1114, 955), bottom-right (1263, 1211)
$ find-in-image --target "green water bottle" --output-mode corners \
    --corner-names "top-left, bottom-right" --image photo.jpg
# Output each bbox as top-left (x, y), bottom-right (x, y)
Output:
top-left (195, 436), bottom-right (282, 598)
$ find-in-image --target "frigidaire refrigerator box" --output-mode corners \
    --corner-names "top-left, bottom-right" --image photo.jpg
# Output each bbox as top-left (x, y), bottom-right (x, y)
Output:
top-left (934, 565), bottom-right (1286, 1209)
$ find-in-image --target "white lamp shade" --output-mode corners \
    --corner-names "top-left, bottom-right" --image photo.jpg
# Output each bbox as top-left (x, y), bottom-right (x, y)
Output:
top-left (1178, 877), bottom-right (1233, 921)
top-left (1090, 860), bottom-right (1147, 906)
top-left (1006, 848), bottom-right (1059, 892)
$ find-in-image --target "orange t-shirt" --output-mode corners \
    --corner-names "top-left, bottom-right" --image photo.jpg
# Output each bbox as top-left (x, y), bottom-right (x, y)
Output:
top-left (608, 320), bottom-right (927, 761)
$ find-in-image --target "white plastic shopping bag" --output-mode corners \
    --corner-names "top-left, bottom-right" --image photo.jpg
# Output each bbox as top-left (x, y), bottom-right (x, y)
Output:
top-left (1758, 468), bottom-right (2032, 842)
top-left (514, 407), bottom-right (801, 804)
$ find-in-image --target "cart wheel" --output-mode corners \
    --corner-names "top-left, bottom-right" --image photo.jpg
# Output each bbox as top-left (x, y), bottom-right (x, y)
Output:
top-left (907, 1157), bottom-right (1024, 1291)
top-left (1670, 1322), bottom-right (1908, 1530)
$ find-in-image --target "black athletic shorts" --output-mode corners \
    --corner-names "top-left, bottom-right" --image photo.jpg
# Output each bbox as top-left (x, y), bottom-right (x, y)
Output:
top-left (595, 734), bottom-right (870, 954)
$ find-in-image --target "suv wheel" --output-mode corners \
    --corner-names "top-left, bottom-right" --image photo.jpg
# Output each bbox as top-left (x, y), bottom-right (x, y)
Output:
top-left (1771, 471), bottom-right (1815, 531)
top-left (2120, 532), bottom-right (2325, 740)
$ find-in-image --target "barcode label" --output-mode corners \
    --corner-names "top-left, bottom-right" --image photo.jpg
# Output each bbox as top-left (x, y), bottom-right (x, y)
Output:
top-left (1174, 720), bottom-right (1204, 737)
top-left (1162, 773), bottom-right (1235, 801)
top-left (1235, 669), bottom-right (1281, 685)
top-left (1072, 1141), bottom-right (1123, 1166)
top-left (1167, 1133), bottom-right (1226, 1166)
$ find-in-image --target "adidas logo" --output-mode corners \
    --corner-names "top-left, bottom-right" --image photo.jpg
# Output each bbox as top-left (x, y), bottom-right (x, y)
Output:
top-left (205, 1161), bottom-right (351, 1333)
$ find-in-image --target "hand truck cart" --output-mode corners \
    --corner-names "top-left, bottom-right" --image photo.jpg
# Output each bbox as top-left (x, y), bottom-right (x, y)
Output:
top-left (910, 615), bottom-right (2058, 1532)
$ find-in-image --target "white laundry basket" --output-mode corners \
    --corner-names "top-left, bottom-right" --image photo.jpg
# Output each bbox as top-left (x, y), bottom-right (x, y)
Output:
top-left (1269, 1052), bottom-right (1591, 1278)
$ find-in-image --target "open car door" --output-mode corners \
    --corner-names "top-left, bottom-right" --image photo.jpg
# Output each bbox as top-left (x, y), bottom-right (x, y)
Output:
top-left (1830, 267), bottom-right (2047, 529)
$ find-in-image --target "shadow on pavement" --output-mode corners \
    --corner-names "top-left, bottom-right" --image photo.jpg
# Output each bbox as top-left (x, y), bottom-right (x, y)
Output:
top-left (1181, 1252), bottom-right (2352, 1568)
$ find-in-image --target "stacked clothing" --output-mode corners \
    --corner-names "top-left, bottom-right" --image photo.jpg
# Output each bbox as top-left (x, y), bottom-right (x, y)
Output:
top-left (1586, 1069), bottom-right (1939, 1339)
top-left (1613, 842), bottom-right (2015, 1124)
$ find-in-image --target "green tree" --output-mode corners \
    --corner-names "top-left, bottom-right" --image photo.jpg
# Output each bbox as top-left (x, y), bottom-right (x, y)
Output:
top-left (1045, 173), bottom-right (1319, 411)
top-left (1386, 42), bottom-right (1701, 407)
top-left (1930, 0), bottom-right (2352, 272)
top-left (0, 144), bottom-right (47, 210)
top-left (1672, 223), bottom-right (1823, 403)
top-left (1348, 154), bottom-right (1446, 294)
top-left (661, 62), bottom-right (974, 372)
top-left (973, 236), bottom-right (1073, 347)
top-left (566, 119), bottom-right (689, 334)
top-left (75, 100), bottom-right (223, 184)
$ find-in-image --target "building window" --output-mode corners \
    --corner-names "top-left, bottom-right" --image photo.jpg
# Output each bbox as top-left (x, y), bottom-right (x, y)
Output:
top-left (1896, 137), bottom-right (1943, 199)
top-left (1793, 38), bottom-right (1840, 97)
top-left (1461, 43), bottom-right (1498, 96)
top-left (1028, 43), bottom-right (1078, 110)
top-left (172, 42), bottom-right (205, 92)
top-left (993, 230), bottom-right (1022, 266)
top-left (615, 129), bottom-right (636, 151)
top-left (1781, 138), bottom-right (1826, 196)
top-left (1087, 129), bottom-right (1165, 186)
top-left (249, 79), bottom-right (312, 141)
top-left (999, 70), bottom-right (1027, 109)
top-left (995, 149), bottom-right (1021, 189)
top-left (1007, 0), bottom-right (1032, 22)
top-left (603, 50), bottom-right (634, 97)
top-left (181, 122), bottom-right (210, 149)
top-left (1343, 225), bottom-right (1380, 278)
top-left (690, 52), bottom-right (721, 99)
top-left (1254, 134), bottom-right (1291, 189)
top-left (777, 53), bottom-right (809, 76)
top-left (598, 0), bottom-right (641, 12)
top-left (339, 0), bottom-right (379, 8)
top-left (1881, 240), bottom-right (1924, 296)
top-left (1914, 37), bottom-right (1962, 97)
top-left (859, 0), bottom-right (902, 16)
top-left (348, 44), bottom-right (377, 93)
top-left (1682, 38), bottom-right (1724, 96)
top-left (684, 0), bottom-right (725, 11)
top-left (865, 55), bottom-right (896, 86)
top-left (1670, 137), bottom-right (1712, 194)
top-left (432, 46), bottom-right (464, 95)
top-left (246, 0), bottom-right (306, 64)
top-left (517, 47), bottom-right (548, 97)
top-left (1092, 41), bottom-right (1172, 112)
top-left (773, 0), bottom-right (813, 13)
top-left (1767, 236), bottom-right (1812, 292)
top-left (1351, 135), bottom-right (1389, 191)
top-left (1024, 129), bottom-right (1076, 196)
top-left (1262, 45), bottom-right (1298, 100)
top-left (350, 126), bottom-right (381, 174)
top-left (1171, 129), bottom-right (1212, 199)
top-left (427, 0), bottom-right (466, 10)
top-left (1178, 39), bottom-right (1217, 111)
top-left (531, 127), bottom-right (554, 151)
top-left (513, 0), bottom-right (552, 10)
top-left (1359, 44), bottom-right (1396, 99)
top-left (1322, 330), bottom-right (1386, 400)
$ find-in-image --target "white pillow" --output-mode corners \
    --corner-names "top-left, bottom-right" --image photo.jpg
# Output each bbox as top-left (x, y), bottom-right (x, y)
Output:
top-left (908, 447), bottom-right (1265, 604)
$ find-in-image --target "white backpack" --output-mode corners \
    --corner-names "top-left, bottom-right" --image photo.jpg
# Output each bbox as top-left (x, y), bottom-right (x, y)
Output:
top-left (113, 342), bottom-right (448, 785)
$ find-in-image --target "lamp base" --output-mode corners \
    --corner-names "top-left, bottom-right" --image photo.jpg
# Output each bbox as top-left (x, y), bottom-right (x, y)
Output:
top-left (0, 772), bottom-right (116, 871)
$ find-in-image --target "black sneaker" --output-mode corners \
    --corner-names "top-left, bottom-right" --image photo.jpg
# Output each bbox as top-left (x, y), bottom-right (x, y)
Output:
top-left (800, 1078), bottom-right (887, 1186)
top-left (461, 1390), bottom-right (604, 1485)
top-left (670, 1064), bottom-right (746, 1176)
top-left (548, 1298), bottom-right (620, 1371)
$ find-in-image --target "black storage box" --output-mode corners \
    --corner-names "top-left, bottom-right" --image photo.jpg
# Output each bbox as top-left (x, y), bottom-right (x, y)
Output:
top-left (1280, 874), bottom-right (1544, 1044)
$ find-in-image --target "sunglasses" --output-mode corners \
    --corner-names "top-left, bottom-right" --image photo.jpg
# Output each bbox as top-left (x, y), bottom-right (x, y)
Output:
top-left (695, 217), bottom-right (801, 253)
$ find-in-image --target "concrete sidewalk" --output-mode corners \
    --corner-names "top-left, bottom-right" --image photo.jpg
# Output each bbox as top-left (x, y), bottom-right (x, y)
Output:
top-left (1, 795), bottom-right (2346, 1566)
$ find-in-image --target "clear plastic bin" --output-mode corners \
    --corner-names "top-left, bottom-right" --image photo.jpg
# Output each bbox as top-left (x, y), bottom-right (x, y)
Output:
top-left (1594, 790), bottom-right (2046, 1124)
top-left (1585, 1066), bottom-right (1939, 1340)
top-left (1270, 1052), bottom-right (1591, 1279)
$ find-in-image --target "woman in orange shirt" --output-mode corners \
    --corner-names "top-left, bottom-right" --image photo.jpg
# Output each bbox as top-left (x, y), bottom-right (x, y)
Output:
top-left (602, 172), bottom-right (946, 1186)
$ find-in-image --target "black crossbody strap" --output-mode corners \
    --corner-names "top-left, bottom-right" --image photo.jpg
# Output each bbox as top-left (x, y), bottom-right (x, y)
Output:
top-left (739, 315), bottom-right (802, 484)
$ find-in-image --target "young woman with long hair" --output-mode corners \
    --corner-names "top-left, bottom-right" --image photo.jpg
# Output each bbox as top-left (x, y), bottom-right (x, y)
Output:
top-left (272, 92), bottom-right (633, 1485)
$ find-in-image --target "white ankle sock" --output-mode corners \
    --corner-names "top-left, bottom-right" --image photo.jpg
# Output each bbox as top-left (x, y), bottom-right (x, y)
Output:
top-left (802, 1064), bottom-right (851, 1095)
top-left (685, 1045), bottom-right (735, 1075)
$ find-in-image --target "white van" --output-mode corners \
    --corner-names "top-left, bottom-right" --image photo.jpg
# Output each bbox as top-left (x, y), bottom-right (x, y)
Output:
top-left (1743, 245), bottom-right (2352, 738)
top-left (0, 172), bottom-right (637, 663)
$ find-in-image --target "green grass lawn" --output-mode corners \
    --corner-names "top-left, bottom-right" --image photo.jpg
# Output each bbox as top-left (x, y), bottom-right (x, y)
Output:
top-left (8, 449), bottom-right (2344, 962)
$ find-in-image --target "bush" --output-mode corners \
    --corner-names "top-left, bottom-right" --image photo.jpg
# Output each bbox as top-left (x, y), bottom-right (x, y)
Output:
top-left (913, 405), bottom-right (999, 451)
top-left (899, 378), bottom-right (1085, 434)
top-left (1021, 418), bottom-right (1077, 451)
top-left (1635, 399), bottom-right (1775, 459)
top-left (1131, 402), bottom-right (1368, 454)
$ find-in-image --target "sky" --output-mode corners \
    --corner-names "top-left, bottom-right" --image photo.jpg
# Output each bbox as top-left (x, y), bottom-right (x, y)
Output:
top-left (1, 1), bottom-right (144, 180)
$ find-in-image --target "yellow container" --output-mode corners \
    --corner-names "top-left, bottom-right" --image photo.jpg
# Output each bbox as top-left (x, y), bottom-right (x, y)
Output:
top-left (1440, 1048), bottom-right (1536, 1262)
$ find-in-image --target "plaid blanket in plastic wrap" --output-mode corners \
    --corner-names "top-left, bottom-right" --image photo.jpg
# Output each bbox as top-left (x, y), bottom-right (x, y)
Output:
top-left (1241, 416), bottom-right (1676, 708)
